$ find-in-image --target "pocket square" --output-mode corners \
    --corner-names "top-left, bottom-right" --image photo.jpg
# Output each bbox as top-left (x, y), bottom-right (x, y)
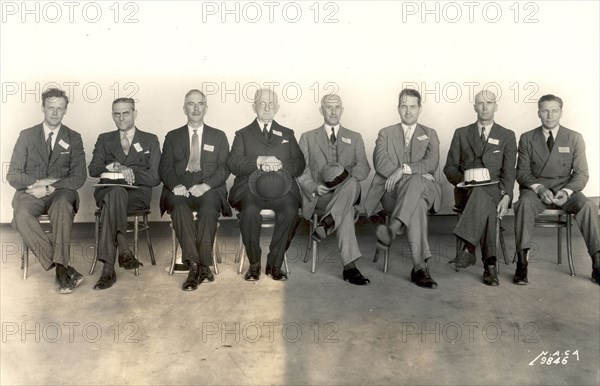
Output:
top-left (60, 151), bottom-right (70, 155)
top-left (493, 150), bottom-right (500, 153)
top-left (282, 139), bottom-right (289, 144)
top-left (144, 150), bottom-right (150, 154)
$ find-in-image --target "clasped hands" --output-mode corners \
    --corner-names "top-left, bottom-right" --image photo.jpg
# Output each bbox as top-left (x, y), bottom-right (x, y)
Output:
top-left (384, 167), bottom-right (435, 193)
top-left (257, 156), bottom-right (282, 172)
top-left (536, 185), bottom-right (569, 206)
top-left (107, 162), bottom-right (135, 185)
top-left (26, 178), bottom-right (58, 198)
top-left (173, 183), bottom-right (211, 198)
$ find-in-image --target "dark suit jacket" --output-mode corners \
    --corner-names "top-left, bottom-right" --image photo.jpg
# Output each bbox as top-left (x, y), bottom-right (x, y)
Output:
top-left (228, 119), bottom-right (306, 207)
top-left (516, 126), bottom-right (588, 193)
top-left (88, 128), bottom-right (161, 206)
top-left (444, 122), bottom-right (517, 203)
top-left (159, 124), bottom-right (231, 216)
top-left (297, 125), bottom-right (370, 219)
top-left (364, 122), bottom-right (442, 216)
top-left (7, 123), bottom-right (87, 210)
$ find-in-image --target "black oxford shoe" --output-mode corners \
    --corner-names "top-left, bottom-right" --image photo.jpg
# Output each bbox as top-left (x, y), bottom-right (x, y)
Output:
top-left (93, 270), bottom-right (117, 290)
top-left (411, 268), bottom-right (438, 289)
top-left (513, 263), bottom-right (528, 285)
top-left (483, 265), bottom-right (499, 286)
top-left (269, 267), bottom-right (288, 281)
top-left (245, 263), bottom-right (261, 281)
top-left (67, 266), bottom-right (84, 289)
top-left (448, 248), bottom-right (476, 271)
top-left (118, 249), bottom-right (143, 270)
top-left (198, 266), bottom-right (215, 283)
top-left (182, 262), bottom-right (200, 291)
top-left (343, 267), bottom-right (370, 285)
top-left (591, 267), bottom-right (600, 286)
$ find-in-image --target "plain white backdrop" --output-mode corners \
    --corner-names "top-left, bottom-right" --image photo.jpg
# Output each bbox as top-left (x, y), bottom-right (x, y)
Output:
top-left (1, 0), bottom-right (598, 222)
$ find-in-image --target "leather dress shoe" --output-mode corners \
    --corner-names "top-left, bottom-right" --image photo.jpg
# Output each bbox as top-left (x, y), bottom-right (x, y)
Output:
top-left (93, 269), bottom-right (117, 290)
top-left (343, 267), bottom-right (370, 285)
top-left (483, 265), bottom-right (499, 286)
top-left (118, 249), bottom-right (143, 270)
top-left (411, 268), bottom-right (438, 289)
top-left (591, 267), bottom-right (600, 286)
top-left (311, 225), bottom-right (328, 242)
top-left (55, 266), bottom-right (73, 294)
top-left (182, 262), bottom-right (200, 291)
top-left (198, 265), bottom-right (215, 283)
top-left (448, 248), bottom-right (476, 271)
top-left (245, 263), bottom-right (261, 281)
top-left (513, 250), bottom-right (529, 285)
top-left (67, 266), bottom-right (84, 289)
top-left (268, 266), bottom-right (288, 281)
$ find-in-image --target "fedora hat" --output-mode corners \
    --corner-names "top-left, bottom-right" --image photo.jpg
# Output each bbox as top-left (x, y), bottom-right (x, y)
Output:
top-left (457, 168), bottom-right (499, 188)
top-left (93, 172), bottom-right (138, 189)
top-left (321, 162), bottom-right (349, 189)
top-left (249, 169), bottom-right (292, 200)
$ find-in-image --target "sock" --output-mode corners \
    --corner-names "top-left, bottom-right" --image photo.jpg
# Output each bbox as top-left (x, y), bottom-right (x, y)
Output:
top-left (484, 256), bottom-right (497, 267)
top-left (343, 261), bottom-right (356, 271)
top-left (414, 262), bottom-right (426, 272)
top-left (55, 263), bottom-right (67, 277)
top-left (102, 263), bottom-right (115, 274)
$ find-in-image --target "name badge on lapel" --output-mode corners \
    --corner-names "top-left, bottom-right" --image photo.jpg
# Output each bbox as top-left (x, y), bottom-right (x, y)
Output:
top-left (558, 147), bottom-right (570, 153)
top-left (488, 138), bottom-right (499, 145)
top-left (203, 144), bottom-right (214, 152)
top-left (342, 137), bottom-right (351, 144)
top-left (133, 143), bottom-right (143, 152)
top-left (272, 130), bottom-right (282, 137)
top-left (59, 139), bottom-right (70, 150)
top-left (417, 135), bottom-right (428, 141)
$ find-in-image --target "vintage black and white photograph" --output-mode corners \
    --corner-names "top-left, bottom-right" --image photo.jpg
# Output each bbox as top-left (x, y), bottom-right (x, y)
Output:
top-left (1, 1), bottom-right (599, 385)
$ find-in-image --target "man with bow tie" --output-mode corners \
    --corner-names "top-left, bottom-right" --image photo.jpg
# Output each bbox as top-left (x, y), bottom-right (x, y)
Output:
top-left (7, 88), bottom-right (87, 294)
top-left (365, 88), bottom-right (442, 288)
top-left (513, 94), bottom-right (600, 285)
top-left (228, 88), bottom-right (306, 281)
top-left (88, 98), bottom-right (161, 290)
top-left (159, 90), bottom-right (231, 291)
top-left (297, 94), bottom-right (371, 285)
top-left (444, 90), bottom-right (517, 286)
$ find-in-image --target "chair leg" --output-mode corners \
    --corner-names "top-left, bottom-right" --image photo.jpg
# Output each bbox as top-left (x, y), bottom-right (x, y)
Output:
top-left (566, 215), bottom-right (575, 277)
top-left (212, 234), bottom-right (220, 275)
top-left (133, 216), bottom-right (140, 276)
top-left (383, 246), bottom-right (389, 274)
top-left (284, 253), bottom-right (290, 275)
top-left (238, 233), bottom-right (245, 275)
top-left (143, 214), bottom-right (156, 265)
top-left (557, 225), bottom-right (563, 266)
top-left (90, 214), bottom-right (100, 275)
top-left (304, 216), bottom-right (314, 264)
top-left (169, 225), bottom-right (177, 275)
top-left (22, 244), bottom-right (29, 280)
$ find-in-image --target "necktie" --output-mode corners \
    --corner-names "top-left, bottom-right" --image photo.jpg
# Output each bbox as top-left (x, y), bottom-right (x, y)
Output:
top-left (263, 123), bottom-right (269, 140)
top-left (404, 128), bottom-right (411, 147)
top-left (46, 131), bottom-right (54, 160)
top-left (121, 132), bottom-right (131, 156)
top-left (547, 130), bottom-right (554, 151)
top-left (330, 127), bottom-right (336, 144)
top-left (187, 129), bottom-right (201, 172)
top-left (480, 127), bottom-right (487, 148)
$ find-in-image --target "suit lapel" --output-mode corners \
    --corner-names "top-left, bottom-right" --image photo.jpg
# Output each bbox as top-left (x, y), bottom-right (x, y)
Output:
top-left (34, 125), bottom-right (50, 163)
top-left (110, 130), bottom-right (128, 164)
top-left (466, 123), bottom-right (481, 156)
top-left (532, 126), bottom-right (550, 160)
top-left (410, 124), bottom-right (427, 161)
top-left (316, 126), bottom-right (331, 160)
top-left (390, 124), bottom-right (405, 164)
top-left (336, 126), bottom-right (350, 161)
top-left (254, 119), bottom-right (268, 145)
top-left (48, 126), bottom-right (67, 166)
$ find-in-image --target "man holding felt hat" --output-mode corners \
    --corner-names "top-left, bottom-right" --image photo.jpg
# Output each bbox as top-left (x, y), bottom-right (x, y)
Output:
top-left (513, 94), bottom-right (600, 286)
top-left (444, 90), bottom-right (517, 286)
top-left (7, 88), bottom-right (87, 294)
top-left (364, 89), bottom-right (442, 288)
top-left (297, 94), bottom-right (371, 285)
top-left (88, 98), bottom-right (161, 290)
top-left (159, 90), bottom-right (231, 291)
top-left (228, 88), bottom-right (305, 281)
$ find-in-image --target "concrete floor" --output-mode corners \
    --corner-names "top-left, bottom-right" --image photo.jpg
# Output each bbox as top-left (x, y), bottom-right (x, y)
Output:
top-left (1, 216), bottom-right (599, 385)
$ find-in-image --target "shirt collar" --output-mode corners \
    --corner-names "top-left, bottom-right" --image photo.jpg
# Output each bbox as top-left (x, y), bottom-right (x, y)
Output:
top-left (43, 122), bottom-right (60, 138)
top-left (325, 124), bottom-right (340, 138)
top-left (120, 127), bottom-right (136, 142)
top-left (542, 125), bottom-right (559, 138)
top-left (257, 119), bottom-right (272, 132)
top-left (401, 123), bottom-right (416, 132)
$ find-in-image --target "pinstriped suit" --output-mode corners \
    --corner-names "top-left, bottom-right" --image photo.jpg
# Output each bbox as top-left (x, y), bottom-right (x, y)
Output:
top-left (514, 126), bottom-right (600, 256)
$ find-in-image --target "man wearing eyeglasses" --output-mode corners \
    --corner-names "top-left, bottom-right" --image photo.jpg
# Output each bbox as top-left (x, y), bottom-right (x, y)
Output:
top-left (228, 88), bottom-right (306, 281)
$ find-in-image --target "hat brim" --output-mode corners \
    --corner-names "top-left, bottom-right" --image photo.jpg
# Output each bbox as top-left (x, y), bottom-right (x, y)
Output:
top-left (93, 183), bottom-right (139, 189)
top-left (457, 180), bottom-right (499, 188)
top-left (248, 170), bottom-right (292, 200)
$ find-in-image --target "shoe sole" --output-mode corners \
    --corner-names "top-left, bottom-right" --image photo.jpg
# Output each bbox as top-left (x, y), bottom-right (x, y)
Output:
top-left (71, 276), bottom-right (84, 289)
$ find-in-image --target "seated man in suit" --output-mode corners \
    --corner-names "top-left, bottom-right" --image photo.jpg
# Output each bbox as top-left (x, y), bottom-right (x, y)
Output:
top-left (297, 94), bottom-right (371, 285)
top-left (7, 87), bottom-right (87, 294)
top-left (444, 90), bottom-right (517, 286)
top-left (513, 94), bottom-right (600, 285)
top-left (364, 88), bottom-right (441, 288)
top-left (228, 88), bottom-right (306, 281)
top-left (159, 89), bottom-right (231, 291)
top-left (88, 98), bottom-right (161, 290)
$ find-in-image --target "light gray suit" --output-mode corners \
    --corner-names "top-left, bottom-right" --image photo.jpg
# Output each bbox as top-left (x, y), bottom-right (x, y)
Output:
top-left (514, 126), bottom-right (600, 256)
top-left (297, 125), bottom-right (370, 264)
top-left (364, 123), bottom-right (442, 266)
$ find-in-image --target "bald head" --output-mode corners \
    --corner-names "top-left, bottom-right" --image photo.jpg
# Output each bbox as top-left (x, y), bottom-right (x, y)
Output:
top-left (473, 90), bottom-right (498, 125)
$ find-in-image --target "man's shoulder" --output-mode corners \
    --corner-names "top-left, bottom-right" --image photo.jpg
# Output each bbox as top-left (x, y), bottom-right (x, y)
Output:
top-left (19, 123), bottom-right (43, 137)
top-left (417, 123), bottom-right (438, 135)
top-left (339, 125), bottom-right (364, 140)
top-left (379, 123), bottom-right (401, 135)
top-left (203, 124), bottom-right (227, 138)
top-left (454, 122), bottom-right (476, 134)
top-left (492, 122), bottom-right (515, 136)
top-left (272, 120), bottom-right (294, 135)
top-left (135, 128), bottom-right (159, 141)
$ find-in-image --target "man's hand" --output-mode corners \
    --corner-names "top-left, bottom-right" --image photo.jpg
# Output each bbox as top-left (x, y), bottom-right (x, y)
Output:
top-left (172, 184), bottom-right (189, 197)
top-left (119, 167), bottom-right (135, 185)
top-left (496, 194), bottom-right (510, 218)
top-left (189, 183), bottom-right (211, 197)
top-left (257, 156), bottom-right (282, 172)
top-left (315, 184), bottom-right (330, 197)
top-left (553, 190), bottom-right (569, 206)
top-left (28, 178), bottom-right (58, 188)
top-left (26, 185), bottom-right (51, 198)
top-left (384, 168), bottom-right (404, 193)
top-left (536, 185), bottom-right (554, 205)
